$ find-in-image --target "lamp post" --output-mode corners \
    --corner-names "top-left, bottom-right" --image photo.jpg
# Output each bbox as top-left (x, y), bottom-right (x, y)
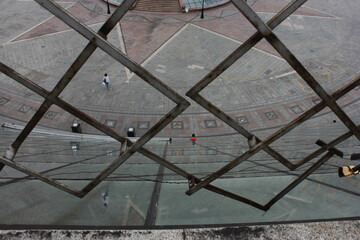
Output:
top-left (107, 0), bottom-right (111, 14)
top-left (200, 0), bottom-right (205, 19)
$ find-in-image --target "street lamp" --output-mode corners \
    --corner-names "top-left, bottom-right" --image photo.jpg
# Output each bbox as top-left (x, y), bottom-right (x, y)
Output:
top-left (201, 0), bottom-right (205, 19)
top-left (107, 0), bottom-right (111, 14)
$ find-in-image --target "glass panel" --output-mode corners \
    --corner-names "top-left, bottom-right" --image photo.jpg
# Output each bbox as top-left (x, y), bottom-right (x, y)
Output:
top-left (0, 0), bottom-right (359, 227)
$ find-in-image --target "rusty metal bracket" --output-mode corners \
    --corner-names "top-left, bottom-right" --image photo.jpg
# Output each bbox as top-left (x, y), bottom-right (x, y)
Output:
top-left (316, 140), bottom-right (343, 158)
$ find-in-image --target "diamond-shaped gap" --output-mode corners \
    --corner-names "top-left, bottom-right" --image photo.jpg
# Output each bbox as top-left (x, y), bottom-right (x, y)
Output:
top-left (118, 142), bottom-right (164, 186)
top-left (230, 0), bottom-right (355, 132)
top-left (239, 2), bottom-right (353, 99)
top-left (210, 153), bottom-right (298, 206)
top-left (34, 104), bottom-right (64, 129)
top-left (156, 177), bottom-right (266, 225)
top-left (198, 57), bottom-right (310, 143)
top-left (201, 45), bottom-right (304, 111)
top-left (208, 148), bottom-right (342, 209)
top-left (269, 0), bottom-right (349, 68)
top-left (191, 52), bottom-right (312, 174)
top-left (184, 71), bottom-right (356, 199)
top-left (140, 24), bottom-right (241, 91)
top-left (157, 176), bottom-right (289, 225)
top-left (194, 5), bottom-right (257, 41)
top-left (163, 135), bottom-right (247, 181)
top-left (157, 173), bottom-right (353, 224)
top-left (8, 111), bottom-right (121, 190)
top-left (267, 106), bottom-right (351, 167)
top-left (56, 22), bottom-right (182, 126)
top-left (0, 160), bottom-right (153, 226)
top-left (56, 21), bottom-right (129, 104)
top-left (214, 150), bottom-right (285, 180)
top-left (56, 30), bottom-right (178, 136)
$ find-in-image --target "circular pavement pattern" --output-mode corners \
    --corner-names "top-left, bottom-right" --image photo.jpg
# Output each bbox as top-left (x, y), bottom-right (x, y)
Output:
top-left (0, 0), bottom-right (359, 137)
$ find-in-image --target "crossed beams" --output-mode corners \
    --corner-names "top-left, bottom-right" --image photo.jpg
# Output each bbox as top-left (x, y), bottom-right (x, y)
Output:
top-left (0, 61), bottom-right (261, 203)
top-left (1, 61), bottom-right (358, 209)
top-left (2, 0), bottom-right (137, 165)
top-left (187, 0), bottom-right (308, 171)
top-left (0, 0), bottom-right (190, 197)
top-left (0, 0), bottom-right (359, 211)
top-left (186, 0), bottom-right (360, 196)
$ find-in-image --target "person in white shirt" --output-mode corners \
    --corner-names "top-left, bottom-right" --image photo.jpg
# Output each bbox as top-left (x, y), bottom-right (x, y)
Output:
top-left (103, 73), bottom-right (110, 90)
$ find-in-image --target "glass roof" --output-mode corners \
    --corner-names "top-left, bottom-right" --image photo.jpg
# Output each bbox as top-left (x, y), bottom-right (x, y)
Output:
top-left (0, 0), bottom-right (359, 227)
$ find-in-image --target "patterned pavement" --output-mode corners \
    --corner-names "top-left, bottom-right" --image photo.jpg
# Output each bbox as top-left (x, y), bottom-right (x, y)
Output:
top-left (0, 0), bottom-right (359, 138)
top-left (0, 0), bottom-right (359, 227)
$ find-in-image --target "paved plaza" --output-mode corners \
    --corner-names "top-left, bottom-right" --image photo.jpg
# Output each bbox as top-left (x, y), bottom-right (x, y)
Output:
top-left (0, 0), bottom-right (359, 229)
top-left (0, 0), bottom-right (359, 137)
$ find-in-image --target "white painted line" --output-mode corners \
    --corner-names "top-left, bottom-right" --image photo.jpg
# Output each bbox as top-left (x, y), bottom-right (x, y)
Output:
top-left (156, 64), bottom-right (167, 73)
top-left (116, 22), bottom-right (132, 81)
top-left (4, 22), bottom-right (104, 45)
top-left (274, 71), bottom-right (296, 79)
top-left (273, 208), bottom-right (297, 221)
top-left (282, 194), bottom-right (313, 204)
top-left (256, 10), bottom-right (341, 20)
top-left (188, 64), bottom-right (204, 70)
top-left (288, 0), bottom-right (342, 19)
top-left (128, 23), bottom-right (190, 80)
top-left (191, 23), bottom-right (285, 61)
top-left (156, 69), bottom-right (166, 73)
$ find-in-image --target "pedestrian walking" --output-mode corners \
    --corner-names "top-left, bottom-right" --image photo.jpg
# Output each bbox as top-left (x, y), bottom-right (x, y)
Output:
top-left (102, 190), bottom-right (109, 207)
top-left (103, 73), bottom-right (110, 90)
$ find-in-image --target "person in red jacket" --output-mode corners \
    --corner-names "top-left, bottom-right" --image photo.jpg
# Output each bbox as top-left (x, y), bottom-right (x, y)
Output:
top-left (190, 133), bottom-right (197, 145)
